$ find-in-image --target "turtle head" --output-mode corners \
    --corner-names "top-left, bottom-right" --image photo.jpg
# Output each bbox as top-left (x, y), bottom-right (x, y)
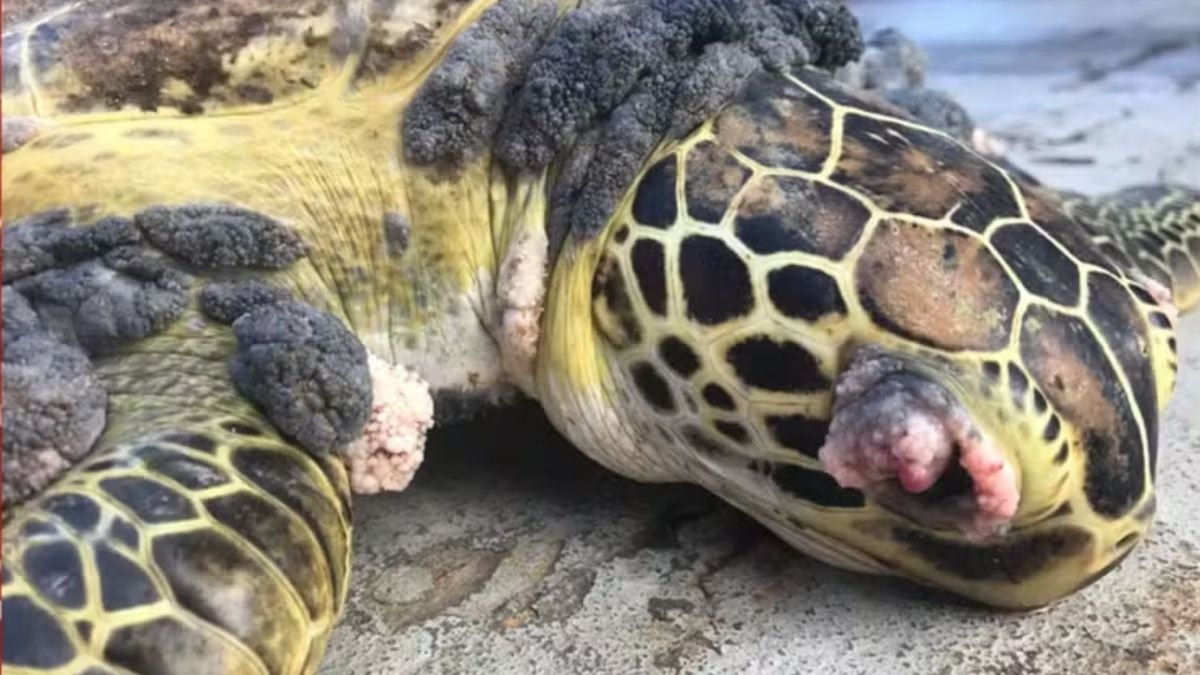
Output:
top-left (534, 68), bottom-right (1176, 610)
top-left (566, 204), bottom-right (1170, 609)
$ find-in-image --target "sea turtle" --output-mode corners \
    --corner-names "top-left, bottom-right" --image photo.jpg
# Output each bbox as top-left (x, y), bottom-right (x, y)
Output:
top-left (2, 0), bottom-right (1199, 672)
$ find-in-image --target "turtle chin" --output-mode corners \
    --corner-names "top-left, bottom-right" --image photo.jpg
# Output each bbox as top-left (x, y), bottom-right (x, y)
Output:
top-left (818, 346), bottom-right (1021, 542)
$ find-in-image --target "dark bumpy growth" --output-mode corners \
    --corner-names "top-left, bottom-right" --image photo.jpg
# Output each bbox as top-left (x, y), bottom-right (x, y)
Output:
top-left (135, 204), bottom-right (309, 269)
top-left (404, 0), bottom-right (862, 246)
top-left (11, 244), bottom-right (191, 355)
top-left (230, 301), bottom-right (372, 454)
top-left (2, 204), bottom-right (323, 507)
top-left (3, 212), bottom-right (143, 283)
top-left (2, 288), bottom-right (107, 508)
top-left (403, 0), bottom-right (558, 166)
top-left (199, 279), bottom-right (294, 325)
top-left (498, 0), bottom-right (863, 169)
top-left (497, 0), bottom-right (862, 246)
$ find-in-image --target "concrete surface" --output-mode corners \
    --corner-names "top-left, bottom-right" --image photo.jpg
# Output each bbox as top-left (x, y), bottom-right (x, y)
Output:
top-left (322, 3), bottom-right (1200, 673)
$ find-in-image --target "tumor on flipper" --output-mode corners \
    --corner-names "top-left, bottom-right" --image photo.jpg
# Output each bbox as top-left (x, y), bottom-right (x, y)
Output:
top-left (12, 246), bottom-right (191, 354)
top-left (3, 212), bottom-right (142, 284)
top-left (198, 279), bottom-right (293, 325)
top-left (342, 354), bottom-right (435, 494)
top-left (134, 204), bottom-right (308, 270)
top-left (230, 301), bottom-right (373, 455)
top-left (2, 288), bottom-right (107, 508)
top-left (402, 0), bottom-right (559, 166)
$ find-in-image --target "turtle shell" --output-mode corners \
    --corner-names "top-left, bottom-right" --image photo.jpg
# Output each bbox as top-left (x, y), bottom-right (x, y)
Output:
top-left (2, 0), bottom-right (478, 118)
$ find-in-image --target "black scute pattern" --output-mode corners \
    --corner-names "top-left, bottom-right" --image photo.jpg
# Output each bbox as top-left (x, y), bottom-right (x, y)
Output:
top-left (631, 361), bottom-right (676, 412)
top-left (684, 140), bottom-right (752, 224)
top-left (631, 239), bottom-right (669, 316)
top-left (152, 529), bottom-right (300, 674)
top-left (1020, 306), bottom-right (1146, 517)
top-left (715, 420), bottom-right (750, 444)
top-left (632, 156), bottom-right (679, 228)
top-left (679, 235), bottom-right (754, 325)
top-left (134, 444), bottom-right (230, 489)
top-left (772, 464), bottom-right (864, 507)
top-left (96, 544), bottom-right (160, 611)
top-left (658, 336), bottom-right (701, 378)
top-left (1086, 273), bottom-right (1159, 475)
top-left (233, 447), bottom-right (349, 604)
top-left (735, 177), bottom-right (869, 258)
top-left (204, 491), bottom-right (330, 619)
top-left (23, 541), bottom-right (86, 609)
top-left (768, 265), bottom-right (847, 321)
top-left (2, 595), bottom-right (75, 668)
top-left (99, 477), bottom-right (197, 523)
top-left (702, 383), bottom-right (737, 410)
top-left (992, 223), bottom-right (1082, 306)
top-left (105, 616), bottom-right (252, 674)
top-left (766, 414), bottom-right (829, 458)
top-left (727, 336), bottom-right (830, 393)
top-left (41, 492), bottom-right (101, 533)
top-left (894, 526), bottom-right (1091, 583)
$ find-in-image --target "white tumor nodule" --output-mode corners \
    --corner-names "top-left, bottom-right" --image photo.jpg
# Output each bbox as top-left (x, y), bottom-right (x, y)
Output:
top-left (343, 353), bottom-right (435, 494)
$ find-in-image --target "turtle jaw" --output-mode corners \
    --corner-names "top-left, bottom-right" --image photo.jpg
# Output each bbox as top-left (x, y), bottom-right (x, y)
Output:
top-left (818, 347), bottom-right (1021, 542)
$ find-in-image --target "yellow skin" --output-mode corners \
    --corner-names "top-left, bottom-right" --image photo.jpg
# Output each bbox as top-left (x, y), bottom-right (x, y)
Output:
top-left (3, 0), bottom-right (1199, 672)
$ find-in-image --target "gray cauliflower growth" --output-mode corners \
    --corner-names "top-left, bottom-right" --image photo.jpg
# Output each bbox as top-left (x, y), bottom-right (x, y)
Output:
top-left (667, 43), bottom-right (763, 136)
top-left (403, 0), bottom-right (558, 165)
top-left (199, 280), bottom-right (293, 325)
top-left (494, 0), bottom-right (862, 239)
top-left (230, 301), bottom-right (372, 454)
top-left (382, 212), bottom-right (411, 257)
top-left (12, 247), bottom-right (191, 354)
top-left (3, 212), bottom-right (142, 283)
top-left (2, 287), bottom-right (107, 508)
top-left (3, 285), bottom-right (42, 337)
top-left (497, 0), bottom-right (863, 170)
top-left (135, 203), bottom-right (308, 270)
top-left (550, 42), bottom-right (759, 250)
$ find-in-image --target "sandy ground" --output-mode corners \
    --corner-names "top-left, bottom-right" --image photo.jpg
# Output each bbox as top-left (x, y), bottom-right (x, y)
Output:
top-left (322, 2), bottom-right (1200, 673)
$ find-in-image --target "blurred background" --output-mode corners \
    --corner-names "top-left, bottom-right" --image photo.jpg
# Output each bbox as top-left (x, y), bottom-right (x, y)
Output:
top-left (323, 2), bottom-right (1200, 673)
top-left (848, 0), bottom-right (1200, 192)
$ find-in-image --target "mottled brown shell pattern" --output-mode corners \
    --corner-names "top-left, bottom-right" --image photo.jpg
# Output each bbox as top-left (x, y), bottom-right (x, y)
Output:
top-left (2, 0), bottom-right (475, 117)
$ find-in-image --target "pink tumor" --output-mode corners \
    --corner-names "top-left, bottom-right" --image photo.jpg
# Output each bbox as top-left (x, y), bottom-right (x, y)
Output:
top-left (818, 348), bottom-right (1020, 541)
top-left (343, 354), bottom-right (435, 495)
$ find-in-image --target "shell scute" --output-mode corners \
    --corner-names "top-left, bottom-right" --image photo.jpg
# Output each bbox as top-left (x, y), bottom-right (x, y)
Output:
top-left (712, 74), bottom-right (834, 173)
top-left (856, 219), bottom-right (1019, 352)
top-left (2, 0), bottom-right (477, 117)
top-left (833, 112), bottom-right (1021, 230)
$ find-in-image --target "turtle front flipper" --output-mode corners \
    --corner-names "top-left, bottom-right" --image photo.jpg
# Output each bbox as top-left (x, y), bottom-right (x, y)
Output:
top-left (1058, 185), bottom-right (1200, 313)
top-left (2, 314), bottom-right (353, 675)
